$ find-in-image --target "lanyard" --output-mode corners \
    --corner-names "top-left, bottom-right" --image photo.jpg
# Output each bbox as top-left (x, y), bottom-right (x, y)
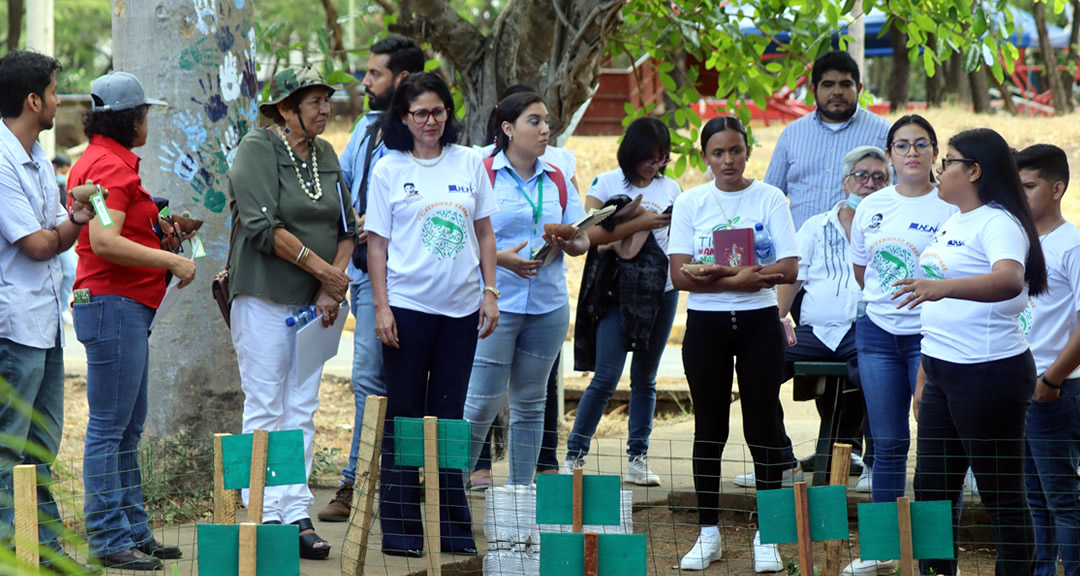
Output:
top-left (508, 168), bottom-right (544, 235)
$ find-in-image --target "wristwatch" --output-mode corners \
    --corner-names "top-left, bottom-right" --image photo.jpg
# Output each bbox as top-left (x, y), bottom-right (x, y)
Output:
top-left (68, 206), bottom-right (86, 226)
top-left (1039, 372), bottom-right (1062, 389)
top-left (483, 285), bottom-right (500, 300)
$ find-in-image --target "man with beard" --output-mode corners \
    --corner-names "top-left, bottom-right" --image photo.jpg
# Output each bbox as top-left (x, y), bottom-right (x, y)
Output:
top-left (318, 36), bottom-right (424, 522)
top-left (765, 51), bottom-right (891, 229)
top-left (0, 51), bottom-right (99, 572)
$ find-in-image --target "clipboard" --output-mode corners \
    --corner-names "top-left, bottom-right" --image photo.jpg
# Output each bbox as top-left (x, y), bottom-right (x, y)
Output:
top-left (530, 205), bottom-right (617, 266)
top-left (295, 301), bottom-right (350, 383)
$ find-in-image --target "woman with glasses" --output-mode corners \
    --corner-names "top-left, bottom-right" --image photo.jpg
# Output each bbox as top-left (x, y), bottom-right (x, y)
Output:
top-left (227, 66), bottom-right (355, 560)
top-left (366, 72), bottom-right (499, 557)
top-left (896, 129), bottom-right (1046, 576)
top-left (844, 115), bottom-right (957, 575)
top-left (563, 117), bottom-right (681, 487)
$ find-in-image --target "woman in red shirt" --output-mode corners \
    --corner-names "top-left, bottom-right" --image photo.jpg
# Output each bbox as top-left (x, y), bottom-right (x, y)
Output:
top-left (69, 72), bottom-right (194, 571)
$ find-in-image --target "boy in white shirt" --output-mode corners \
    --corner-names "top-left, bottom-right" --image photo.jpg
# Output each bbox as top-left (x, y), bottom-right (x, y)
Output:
top-left (1017, 144), bottom-right (1080, 576)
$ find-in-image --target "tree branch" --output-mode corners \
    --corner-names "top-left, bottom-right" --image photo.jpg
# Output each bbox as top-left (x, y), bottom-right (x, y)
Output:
top-left (393, 0), bottom-right (486, 70)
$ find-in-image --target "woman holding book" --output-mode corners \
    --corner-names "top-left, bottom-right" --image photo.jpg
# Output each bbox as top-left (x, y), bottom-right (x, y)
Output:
top-left (668, 116), bottom-right (798, 572)
top-left (563, 117), bottom-right (681, 486)
top-left (461, 92), bottom-right (588, 486)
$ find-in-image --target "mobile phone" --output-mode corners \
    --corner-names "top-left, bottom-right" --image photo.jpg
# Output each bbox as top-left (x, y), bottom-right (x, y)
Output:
top-left (662, 205), bottom-right (673, 215)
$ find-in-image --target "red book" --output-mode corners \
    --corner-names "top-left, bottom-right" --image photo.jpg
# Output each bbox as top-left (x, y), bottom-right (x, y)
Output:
top-left (712, 228), bottom-right (755, 267)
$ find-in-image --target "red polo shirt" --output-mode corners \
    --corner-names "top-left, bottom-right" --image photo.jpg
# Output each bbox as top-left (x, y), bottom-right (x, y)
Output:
top-left (69, 135), bottom-right (167, 309)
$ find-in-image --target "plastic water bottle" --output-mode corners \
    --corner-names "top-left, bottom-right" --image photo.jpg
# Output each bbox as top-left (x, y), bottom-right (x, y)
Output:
top-left (754, 223), bottom-right (776, 265)
top-left (285, 305), bottom-right (317, 327)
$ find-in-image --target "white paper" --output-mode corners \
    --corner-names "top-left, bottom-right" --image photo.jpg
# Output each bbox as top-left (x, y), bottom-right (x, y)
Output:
top-left (295, 302), bottom-right (350, 383)
top-left (149, 275), bottom-right (182, 332)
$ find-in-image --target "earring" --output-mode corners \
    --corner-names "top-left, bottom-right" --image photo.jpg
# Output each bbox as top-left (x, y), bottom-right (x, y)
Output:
top-left (509, 133), bottom-right (514, 142)
top-left (284, 125), bottom-right (291, 135)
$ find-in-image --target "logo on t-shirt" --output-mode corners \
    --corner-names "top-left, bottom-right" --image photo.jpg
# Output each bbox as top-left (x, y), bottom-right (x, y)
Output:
top-left (872, 244), bottom-right (916, 293)
top-left (1020, 298), bottom-right (1035, 336)
top-left (421, 208), bottom-right (467, 261)
top-left (448, 184), bottom-right (474, 194)
top-left (921, 261), bottom-right (946, 280)
top-left (908, 222), bottom-right (938, 233)
top-left (403, 182), bottom-right (423, 203)
top-left (869, 213), bottom-right (883, 230)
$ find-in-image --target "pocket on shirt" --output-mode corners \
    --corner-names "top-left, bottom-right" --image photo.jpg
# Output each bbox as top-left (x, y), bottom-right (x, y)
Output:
top-left (72, 301), bottom-right (103, 344)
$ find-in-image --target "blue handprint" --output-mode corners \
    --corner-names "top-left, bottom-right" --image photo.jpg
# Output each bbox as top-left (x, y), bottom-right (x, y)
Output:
top-left (190, 73), bottom-right (228, 123)
top-left (173, 109), bottom-right (208, 150)
top-left (159, 141), bottom-right (200, 181)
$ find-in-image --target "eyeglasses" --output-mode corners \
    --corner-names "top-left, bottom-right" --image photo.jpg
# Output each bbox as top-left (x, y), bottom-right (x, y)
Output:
top-left (407, 107), bottom-right (449, 124)
top-left (890, 140), bottom-right (934, 155)
top-left (939, 157), bottom-right (976, 173)
top-left (847, 170), bottom-right (889, 186)
top-left (643, 156), bottom-right (671, 169)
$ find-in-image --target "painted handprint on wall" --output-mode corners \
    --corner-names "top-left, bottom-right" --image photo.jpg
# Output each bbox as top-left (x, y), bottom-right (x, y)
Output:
top-left (159, 141), bottom-right (200, 181)
top-left (173, 109), bottom-right (208, 150)
top-left (192, 0), bottom-right (217, 35)
top-left (219, 52), bottom-right (242, 102)
top-left (179, 37), bottom-right (218, 71)
top-left (191, 73), bottom-right (229, 122)
top-left (241, 29), bottom-right (258, 98)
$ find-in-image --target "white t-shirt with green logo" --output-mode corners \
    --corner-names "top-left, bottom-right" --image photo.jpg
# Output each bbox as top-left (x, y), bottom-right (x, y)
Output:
top-left (587, 169), bottom-right (681, 292)
top-left (366, 145), bottom-right (499, 318)
top-left (919, 204), bottom-right (1030, 363)
top-left (849, 186), bottom-right (957, 335)
top-left (1024, 221), bottom-right (1080, 377)
top-left (668, 179), bottom-right (799, 311)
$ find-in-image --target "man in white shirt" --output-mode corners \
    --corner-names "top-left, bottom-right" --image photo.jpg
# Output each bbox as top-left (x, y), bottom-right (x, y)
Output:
top-left (1017, 144), bottom-right (1080, 576)
top-left (0, 50), bottom-right (96, 568)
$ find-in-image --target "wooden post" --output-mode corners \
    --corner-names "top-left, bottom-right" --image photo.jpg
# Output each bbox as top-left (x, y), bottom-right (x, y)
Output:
top-left (248, 429), bottom-right (269, 524)
top-left (238, 522), bottom-right (257, 576)
top-left (214, 433), bottom-right (236, 524)
top-left (572, 468), bottom-right (584, 533)
top-left (13, 464), bottom-right (39, 572)
top-left (897, 497), bottom-right (916, 576)
top-left (342, 395), bottom-right (389, 576)
top-left (793, 481), bottom-right (814, 576)
top-left (822, 443), bottom-right (852, 576)
top-left (423, 416), bottom-right (442, 576)
top-left (584, 532), bottom-right (599, 576)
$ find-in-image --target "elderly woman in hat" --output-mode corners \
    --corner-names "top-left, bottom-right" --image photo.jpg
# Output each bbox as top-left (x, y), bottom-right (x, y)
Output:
top-left (226, 65), bottom-right (356, 560)
top-left (69, 71), bottom-right (191, 570)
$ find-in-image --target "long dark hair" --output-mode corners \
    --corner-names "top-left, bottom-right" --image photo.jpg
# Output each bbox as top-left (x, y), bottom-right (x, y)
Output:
top-left (488, 92), bottom-right (546, 156)
top-left (950, 128), bottom-right (1048, 295)
top-left (617, 117), bottom-right (671, 186)
top-left (381, 72), bottom-right (461, 151)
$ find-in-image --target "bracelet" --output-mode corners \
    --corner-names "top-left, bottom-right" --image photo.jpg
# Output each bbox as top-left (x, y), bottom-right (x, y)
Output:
top-left (299, 247), bottom-right (312, 267)
top-left (295, 245), bottom-right (308, 264)
top-left (68, 206), bottom-right (85, 226)
top-left (1039, 373), bottom-right (1062, 389)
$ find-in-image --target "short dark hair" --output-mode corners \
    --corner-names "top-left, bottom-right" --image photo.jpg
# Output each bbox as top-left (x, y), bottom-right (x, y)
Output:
top-left (489, 92), bottom-right (546, 155)
top-left (700, 116), bottom-right (749, 151)
top-left (82, 105), bottom-right (148, 149)
top-left (381, 73), bottom-right (461, 151)
top-left (371, 36), bottom-right (425, 76)
top-left (0, 50), bottom-right (62, 118)
top-left (1016, 143), bottom-right (1070, 190)
top-left (617, 117), bottom-right (671, 186)
top-left (950, 128), bottom-right (1048, 295)
top-left (811, 50), bottom-right (860, 86)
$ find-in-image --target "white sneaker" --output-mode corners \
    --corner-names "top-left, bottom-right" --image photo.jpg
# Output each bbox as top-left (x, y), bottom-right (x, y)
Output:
top-left (753, 530), bottom-right (784, 573)
top-left (62, 311), bottom-right (73, 326)
top-left (679, 531), bottom-right (722, 570)
top-left (841, 558), bottom-right (898, 575)
top-left (733, 464), bottom-right (804, 488)
top-left (856, 466), bottom-right (872, 493)
top-left (964, 467), bottom-right (978, 495)
top-left (624, 455), bottom-right (661, 486)
top-left (560, 455), bottom-right (584, 475)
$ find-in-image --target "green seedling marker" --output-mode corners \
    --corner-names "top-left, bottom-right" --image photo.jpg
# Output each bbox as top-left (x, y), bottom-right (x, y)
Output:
top-left (536, 474), bottom-right (621, 526)
top-left (221, 429), bottom-right (306, 490)
top-left (197, 524), bottom-right (300, 576)
top-left (539, 533), bottom-right (646, 576)
top-left (90, 192), bottom-right (113, 228)
top-left (858, 500), bottom-right (954, 561)
top-left (393, 417), bottom-right (472, 469)
top-left (757, 485), bottom-right (849, 544)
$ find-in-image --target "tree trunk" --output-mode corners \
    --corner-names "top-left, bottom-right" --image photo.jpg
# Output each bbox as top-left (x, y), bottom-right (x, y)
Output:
top-left (925, 35), bottom-right (944, 107)
top-left (969, 66), bottom-right (992, 113)
top-left (7, 0), bottom-right (22, 50)
top-left (887, 25), bottom-right (909, 112)
top-left (945, 52), bottom-right (970, 103)
top-left (1033, 1), bottom-right (1069, 114)
top-left (1065, 0), bottom-right (1080, 109)
top-left (391, 0), bottom-right (624, 144)
top-left (112, 0), bottom-right (255, 442)
top-left (318, 0), bottom-right (365, 116)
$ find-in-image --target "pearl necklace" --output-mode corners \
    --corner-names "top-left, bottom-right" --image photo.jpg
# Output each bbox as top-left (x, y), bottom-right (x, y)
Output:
top-left (275, 125), bottom-right (322, 201)
top-left (408, 148), bottom-right (446, 167)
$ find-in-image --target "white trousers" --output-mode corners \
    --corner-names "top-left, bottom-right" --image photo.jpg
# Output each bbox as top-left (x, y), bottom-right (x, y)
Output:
top-left (230, 295), bottom-right (322, 524)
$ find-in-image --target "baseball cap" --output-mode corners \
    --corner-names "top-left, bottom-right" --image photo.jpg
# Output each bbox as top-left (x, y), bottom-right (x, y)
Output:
top-left (90, 72), bottom-right (168, 112)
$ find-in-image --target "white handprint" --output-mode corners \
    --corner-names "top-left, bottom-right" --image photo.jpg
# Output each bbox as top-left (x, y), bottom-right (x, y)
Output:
top-left (222, 125), bottom-right (240, 168)
top-left (192, 0), bottom-right (217, 35)
top-left (159, 141), bottom-right (200, 181)
top-left (219, 52), bottom-right (241, 102)
top-left (173, 109), bottom-right (207, 150)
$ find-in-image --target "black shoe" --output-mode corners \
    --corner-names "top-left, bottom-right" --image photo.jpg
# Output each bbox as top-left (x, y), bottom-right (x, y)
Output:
top-left (138, 538), bottom-right (183, 560)
top-left (799, 455), bottom-right (815, 473)
top-left (442, 546), bottom-right (478, 556)
top-left (92, 547), bottom-right (163, 570)
top-left (41, 550), bottom-right (103, 575)
top-left (383, 548), bottom-right (423, 558)
top-left (292, 518), bottom-right (331, 560)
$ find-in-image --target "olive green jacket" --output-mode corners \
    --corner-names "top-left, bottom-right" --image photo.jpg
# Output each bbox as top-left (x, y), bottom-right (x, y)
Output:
top-left (226, 127), bottom-right (356, 306)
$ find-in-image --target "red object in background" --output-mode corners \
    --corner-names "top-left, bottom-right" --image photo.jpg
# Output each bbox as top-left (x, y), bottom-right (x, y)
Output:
top-left (713, 228), bottom-right (755, 267)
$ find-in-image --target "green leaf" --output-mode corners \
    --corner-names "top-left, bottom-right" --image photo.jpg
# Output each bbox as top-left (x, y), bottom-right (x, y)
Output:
top-left (922, 50), bottom-right (935, 77)
top-left (990, 60), bottom-right (1005, 84)
top-left (962, 44), bottom-right (982, 73)
top-left (675, 108), bottom-right (688, 127)
top-left (673, 154), bottom-right (688, 178)
top-left (424, 59), bottom-right (441, 72)
top-left (659, 72), bottom-right (677, 92)
top-left (765, 62), bottom-right (783, 73)
top-left (981, 44), bottom-right (994, 67)
top-left (325, 70), bottom-right (355, 86)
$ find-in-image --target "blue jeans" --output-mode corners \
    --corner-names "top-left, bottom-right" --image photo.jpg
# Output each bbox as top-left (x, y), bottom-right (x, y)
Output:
top-left (342, 275), bottom-right (386, 485)
top-left (855, 314), bottom-right (921, 503)
top-left (58, 248), bottom-right (77, 310)
top-left (0, 336), bottom-right (64, 551)
top-left (464, 306), bottom-right (569, 485)
top-left (567, 290), bottom-right (678, 459)
top-left (74, 295), bottom-right (155, 556)
top-left (1025, 377), bottom-right (1080, 576)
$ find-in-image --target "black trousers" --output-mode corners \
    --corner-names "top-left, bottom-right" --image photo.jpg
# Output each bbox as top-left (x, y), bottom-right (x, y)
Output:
top-left (379, 307), bottom-right (479, 554)
top-left (916, 352), bottom-right (1036, 576)
top-left (683, 307), bottom-right (786, 526)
